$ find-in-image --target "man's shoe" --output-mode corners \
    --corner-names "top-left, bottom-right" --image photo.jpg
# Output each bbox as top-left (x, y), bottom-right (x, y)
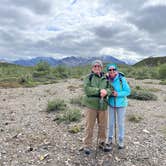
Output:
top-left (106, 139), bottom-right (113, 147)
top-left (99, 142), bottom-right (112, 152)
top-left (84, 147), bottom-right (91, 155)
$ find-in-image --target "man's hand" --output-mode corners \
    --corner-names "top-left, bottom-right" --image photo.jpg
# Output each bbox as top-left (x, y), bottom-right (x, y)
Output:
top-left (100, 89), bottom-right (107, 97)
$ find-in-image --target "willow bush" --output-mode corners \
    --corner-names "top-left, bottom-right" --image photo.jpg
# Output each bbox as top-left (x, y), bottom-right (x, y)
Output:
top-left (129, 89), bottom-right (157, 101)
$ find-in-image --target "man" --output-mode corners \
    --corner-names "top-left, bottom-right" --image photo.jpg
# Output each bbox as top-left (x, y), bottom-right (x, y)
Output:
top-left (82, 60), bottom-right (112, 155)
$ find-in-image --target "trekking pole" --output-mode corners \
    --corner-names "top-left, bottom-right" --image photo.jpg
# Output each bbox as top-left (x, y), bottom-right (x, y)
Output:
top-left (114, 97), bottom-right (117, 144)
top-left (94, 96), bottom-right (103, 159)
top-left (99, 97), bottom-right (104, 110)
top-left (94, 117), bottom-right (99, 160)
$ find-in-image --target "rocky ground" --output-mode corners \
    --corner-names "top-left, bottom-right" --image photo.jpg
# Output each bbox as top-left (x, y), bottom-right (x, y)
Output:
top-left (0, 78), bottom-right (166, 166)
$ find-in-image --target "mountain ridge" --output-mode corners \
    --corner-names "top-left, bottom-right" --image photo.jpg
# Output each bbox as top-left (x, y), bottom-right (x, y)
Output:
top-left (133, 56), bottom-right (166, 67)
top-left (12, 55), bottom-right (126, 67)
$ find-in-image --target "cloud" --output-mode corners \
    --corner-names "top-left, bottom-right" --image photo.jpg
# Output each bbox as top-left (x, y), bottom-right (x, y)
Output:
top-left (0, 0), bottom-right (165, 63)
top-left (129, 5), bottom-right (166, 33)
top-left (12, 0), bottom-right (52, 15)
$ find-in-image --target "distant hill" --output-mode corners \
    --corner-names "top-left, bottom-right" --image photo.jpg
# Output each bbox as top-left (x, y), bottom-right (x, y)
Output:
top-left (133, 56), bottom-right (166, 67)
top-left (12, 55), bottom-right (126, 67)
top-left (0, 62), bottom-right (19, 67)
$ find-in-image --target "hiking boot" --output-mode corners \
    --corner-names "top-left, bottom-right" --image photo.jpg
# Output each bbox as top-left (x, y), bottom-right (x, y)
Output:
top-left (106, 140), bottom-right (113, 147)
top-left (118, 141), bottom-right (125, 149)
top-left (99, 142), bottom-right (112, 152)
top-left (84, 147), bottom-right (91, 155)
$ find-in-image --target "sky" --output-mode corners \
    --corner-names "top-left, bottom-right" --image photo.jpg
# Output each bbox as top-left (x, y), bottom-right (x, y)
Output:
top-left (0, 0), bottom-right (166, 64)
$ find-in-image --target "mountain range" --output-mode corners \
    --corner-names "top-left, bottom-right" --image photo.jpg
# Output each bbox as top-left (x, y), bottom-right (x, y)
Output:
top-left (11, 55), bottom-right (126, 67)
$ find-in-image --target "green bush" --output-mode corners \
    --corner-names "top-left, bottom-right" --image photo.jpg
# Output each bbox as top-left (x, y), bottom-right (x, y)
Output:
top-left (123, 66), bottom-right (161, 80)
top-left (135, 85), bottom-right (141, 90)
top-left (129, 89), bottom-right (157, 100)
top-left (52, 65), bottom-right (69, 79)
top-left (35, 61), bottom-right (50, 72)
top-left (55, 108), bottom-right (81, 124)
top-left (70, 96), bottom-right (84, 106)
top-left (18, 74), bottom-right (32, 84)
top-left (159, 80), bottom-right (166, 85)
top-left (47, 99), bottom-right (66, 112)
top-left (127, 114), bottom-right (143, 123)
top-left (68, 125), bottom-right (81, 134)
top-left (158, 64), bottom-right (166, 79)
top-left (18, 74), bottom-right (36, 87)
top-left (33, 71), bottom-right (49, 77)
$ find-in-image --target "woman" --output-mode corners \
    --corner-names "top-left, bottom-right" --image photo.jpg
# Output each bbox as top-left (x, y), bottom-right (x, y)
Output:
top-left (107, 63), bottom-right (131, 149)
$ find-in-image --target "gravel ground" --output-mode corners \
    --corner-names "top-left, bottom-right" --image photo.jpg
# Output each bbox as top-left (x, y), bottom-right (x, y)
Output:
top-left (0, 78), bottom-right (166, 166)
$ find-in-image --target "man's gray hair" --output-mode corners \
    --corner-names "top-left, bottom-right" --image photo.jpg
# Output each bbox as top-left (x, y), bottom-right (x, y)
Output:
top-left (91, 60), bottom-right (103, 67)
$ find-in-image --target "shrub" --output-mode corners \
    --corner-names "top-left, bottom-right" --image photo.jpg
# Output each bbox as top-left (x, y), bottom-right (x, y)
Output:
top-left (70, 96), bottom-right (84, 106)
top-left (68, 125), bottom-right (81, 134)
top-left (135, 85), bottom-right (141, 90)
top-left (18, 74), bottom-right (32, 84)
top-left (47, 99), bottom-right (66, 112)
top-left (52, 65), bottom-right (69, 79)
top-left (158, 64), bottom-right (166, 79)
top-left (35, 61), bottom-right (50, 72)
top-left (127, 114), bottom-right (143, 123)
top-left (33, 71), bottom-right (49, 77)
top-left (18, 74), bottom-right (36, 87)
top-left (129, 89), bottom-right (157, 100)
top-left (55, 108), bottom-right (81, 124)
top-left (134, 68), bottom-right (151, 79)
top-left (159, 80), bottom-right (166, 85)
top-left (125, 66), bottom-right (160, 80)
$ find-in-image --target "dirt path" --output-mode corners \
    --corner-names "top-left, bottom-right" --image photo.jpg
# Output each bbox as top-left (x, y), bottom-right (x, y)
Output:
top-left (0, 78), bottom-right (166, 166)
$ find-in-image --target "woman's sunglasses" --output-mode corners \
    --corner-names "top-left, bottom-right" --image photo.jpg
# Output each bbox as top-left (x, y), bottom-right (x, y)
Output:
top-left (109, 68), bottom-right (116, 71)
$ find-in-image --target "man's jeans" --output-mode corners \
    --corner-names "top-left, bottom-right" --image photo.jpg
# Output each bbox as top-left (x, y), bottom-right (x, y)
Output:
top-left (108, 106), bottom-right (126, 143)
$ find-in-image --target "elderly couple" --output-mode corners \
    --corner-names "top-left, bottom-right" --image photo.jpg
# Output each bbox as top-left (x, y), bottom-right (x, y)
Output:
top-left (82, 60), bottom-right (131, 155)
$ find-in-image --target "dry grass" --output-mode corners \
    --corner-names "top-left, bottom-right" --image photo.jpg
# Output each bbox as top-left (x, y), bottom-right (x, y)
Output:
top-left (146, 88), bottom-right (161, 92)
top-left (67, 85), bottom-right (78, 91)
top-left (153, 115), bottom-right (166, 119)
top-left (0, 82), bottom-right (22, 88)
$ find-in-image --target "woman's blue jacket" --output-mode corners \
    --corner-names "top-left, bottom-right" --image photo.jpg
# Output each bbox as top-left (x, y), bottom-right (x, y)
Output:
top-left (108, 72), bottom-right (131, 107)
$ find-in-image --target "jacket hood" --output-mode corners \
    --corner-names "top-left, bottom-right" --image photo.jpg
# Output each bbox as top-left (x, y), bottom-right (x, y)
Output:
top-left (106, 63), bottom-right (118, 71)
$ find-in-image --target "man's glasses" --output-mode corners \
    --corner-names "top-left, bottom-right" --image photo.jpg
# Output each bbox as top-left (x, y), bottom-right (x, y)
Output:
top-left (94, 65), bottom-right (101, 68)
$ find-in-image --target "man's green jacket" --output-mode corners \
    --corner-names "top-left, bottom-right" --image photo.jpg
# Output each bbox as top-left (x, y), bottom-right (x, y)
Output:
top-left (83, 72), bottom-right (113, 110)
